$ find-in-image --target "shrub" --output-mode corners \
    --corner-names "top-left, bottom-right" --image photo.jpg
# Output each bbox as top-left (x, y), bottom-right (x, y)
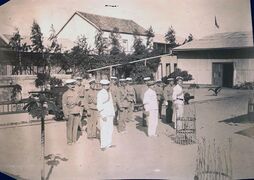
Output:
top-left (162, 68), bottom-right (193, 84)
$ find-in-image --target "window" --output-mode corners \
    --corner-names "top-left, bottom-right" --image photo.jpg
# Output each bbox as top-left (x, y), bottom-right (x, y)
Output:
top-left (166, 63), bottom-right (171, 76)
top-left (156, 63), bottom-right (163, 80)
top-left (174, 63), bottom-right (177, 71)
top-left (122, 39), bottom-right (128, 52)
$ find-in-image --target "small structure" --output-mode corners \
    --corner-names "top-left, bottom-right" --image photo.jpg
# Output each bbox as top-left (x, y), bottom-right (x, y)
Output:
top-left (248, 93), bottom-right (254, 121)
top-left (175, 117), bottom-right (196, 145)
top-left (173, 31), bottom-right (254, 87)
top-left (0, 33), bottom-right (74, 75)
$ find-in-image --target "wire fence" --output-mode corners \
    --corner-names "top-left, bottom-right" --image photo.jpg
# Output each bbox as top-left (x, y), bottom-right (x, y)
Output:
top-left (195, 138), bottom-right (233, 180)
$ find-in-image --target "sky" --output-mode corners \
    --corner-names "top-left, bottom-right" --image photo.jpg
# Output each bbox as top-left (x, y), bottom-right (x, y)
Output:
top-left (0, 0), bottom-right (252, 40)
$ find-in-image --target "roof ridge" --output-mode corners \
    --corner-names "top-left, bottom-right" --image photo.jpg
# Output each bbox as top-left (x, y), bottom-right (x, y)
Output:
top-left (174, 31), bottom-right (253, 51)
top-left (76, 11), bottom-right (147, 36)
top-left (77, 11), bottom-right (133, 22)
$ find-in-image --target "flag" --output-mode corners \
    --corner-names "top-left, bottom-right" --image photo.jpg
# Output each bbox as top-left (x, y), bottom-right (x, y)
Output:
top-left (215, 16), bottom-right (220, 29)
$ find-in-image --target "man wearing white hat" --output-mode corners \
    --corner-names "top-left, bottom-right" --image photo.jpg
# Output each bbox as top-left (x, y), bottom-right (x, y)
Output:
top-left (154, 80), bottom-right (164, 119)
top-left (85, 78), bottom-right (98, 139)
top-left (163, 77), bottom-right (175, 124)
top-left (143, 80), bottom-right (159, 137)
top-left (75, 76), bottom-right (84, 131)
top-left (116, 78), bottom-right (129, 133)
top-left (172, 76), bottom-right (184, 129)
top-left (97, 79), bottom-right (115, 151)
top-left (126, 77), bottom-right (136, 122)
top-left (62, 79), bottom-right (81, 144)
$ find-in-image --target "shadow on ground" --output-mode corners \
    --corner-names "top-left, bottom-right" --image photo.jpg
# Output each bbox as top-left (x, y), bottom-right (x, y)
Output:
top-left (44, 154), bottom-right (68, 180)
top-left (235, 127), bottom-right (254, 139)
top-left (219, 114), bottom-right (254, 126)
top-left (135, 115), bottom-right (147, 136)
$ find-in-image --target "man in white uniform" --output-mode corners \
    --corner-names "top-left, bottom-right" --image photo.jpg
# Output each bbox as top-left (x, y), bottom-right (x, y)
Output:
top-left (172, 76), bottom-right (184, 129)
top-left (143, 80), bottom-right (159, 137)
top-left (97, 79), bottom-right (115, 151)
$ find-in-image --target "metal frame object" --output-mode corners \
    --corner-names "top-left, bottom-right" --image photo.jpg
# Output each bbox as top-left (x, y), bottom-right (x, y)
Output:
top-left (175, 117), bottom-right (196, 145)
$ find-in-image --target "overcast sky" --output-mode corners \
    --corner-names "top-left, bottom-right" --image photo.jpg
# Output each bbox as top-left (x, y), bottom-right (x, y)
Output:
top-left (0, 0), bottom-right (252, 39)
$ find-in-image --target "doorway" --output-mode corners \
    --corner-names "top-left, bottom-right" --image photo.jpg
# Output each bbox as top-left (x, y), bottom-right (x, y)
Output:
top-left (212, 62), bottom-right (234, 87)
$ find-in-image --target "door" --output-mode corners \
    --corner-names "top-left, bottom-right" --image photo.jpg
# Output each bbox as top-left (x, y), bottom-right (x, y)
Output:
top-left (212, 63), bottom-right (223, 86)
top-left (223, 63), bottom-right (234, 88)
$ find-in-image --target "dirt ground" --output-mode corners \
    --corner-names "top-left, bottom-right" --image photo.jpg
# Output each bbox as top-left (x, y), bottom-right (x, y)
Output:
top-left (0, 88), bottom-right (254, 180)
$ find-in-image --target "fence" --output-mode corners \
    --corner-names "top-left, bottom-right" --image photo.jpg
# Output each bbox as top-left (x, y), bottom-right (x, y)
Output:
top-left (195, 138), bottom-right (233, 180)
top-left (0, 99), bottom-right (28, 115)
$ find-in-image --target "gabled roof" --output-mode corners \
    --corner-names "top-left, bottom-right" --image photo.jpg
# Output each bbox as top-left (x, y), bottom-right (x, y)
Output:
top-left (57, 11), bottom-right (148, 37)
top-left (174, 31), bottom-right (254, 51)
top-left (0, 33), bottom-right (9, 48)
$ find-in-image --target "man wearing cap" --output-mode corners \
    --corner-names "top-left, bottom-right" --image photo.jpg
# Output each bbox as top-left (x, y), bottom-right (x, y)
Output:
top-left (163, 77), bottom-right (175, 124)
top-left (75, 76), bottom-right (85, 131)
top-left (172, 76), bottom-right (184, 129)
top-left (126, 77), bottom-right (136, 122)
top-left (116, 79), bottom-right (129, 133)
top-left (62, 79), bottom-right (82, 144)
top-left (110, 77), bottom-right (119, 125)
top-left (97, 79), bottom-right (115, 151)
top-left (143, 80), bottom-right (159, 137)
top-left (85, 79), bottom-right (98, 139)
top-left (154, 80), bottom-right (164, 119)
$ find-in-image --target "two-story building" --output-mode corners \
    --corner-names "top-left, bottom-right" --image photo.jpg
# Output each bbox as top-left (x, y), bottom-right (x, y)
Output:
top-left (55, 11), bottom-right (148, 54)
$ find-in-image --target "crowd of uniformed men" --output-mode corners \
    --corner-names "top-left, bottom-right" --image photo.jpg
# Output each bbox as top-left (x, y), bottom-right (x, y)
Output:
top-left (62, 75), bottom-right (184, 151)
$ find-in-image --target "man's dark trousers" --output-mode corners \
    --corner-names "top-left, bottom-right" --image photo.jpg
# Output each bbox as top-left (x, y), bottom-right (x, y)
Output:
top-left (166, 100), bottom-right (173, 123)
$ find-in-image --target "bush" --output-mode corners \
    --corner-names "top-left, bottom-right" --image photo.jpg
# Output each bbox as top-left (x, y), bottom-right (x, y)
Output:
top-left (233, 81), bottom-right (254, 89)
top-left (49, 77), bottom-right (63, 87)
top-left (168, 68), bottom-right (193, 81)
top-left (162, 68), bottom-right (193, 84)
top-left (35, 73), bottom-right (50, 88)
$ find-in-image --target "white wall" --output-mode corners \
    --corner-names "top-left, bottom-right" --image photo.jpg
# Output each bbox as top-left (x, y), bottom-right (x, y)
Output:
top-left (57, 14), bottom-right (98, 48)
top-left (0, 74), bottom-right (71, 101)
top-left (178, 58), bottom-right (254, 85)
top-left (105, 32), bottom-right (147, 54)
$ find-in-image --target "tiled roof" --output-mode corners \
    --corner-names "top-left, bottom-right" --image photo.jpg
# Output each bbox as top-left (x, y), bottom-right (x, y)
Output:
top-left (0, 34), bottom-right (9, 48)
top-left (174, 31), bottom-right (253, 51)
top-left (77, 11), bottom-right (147, 36)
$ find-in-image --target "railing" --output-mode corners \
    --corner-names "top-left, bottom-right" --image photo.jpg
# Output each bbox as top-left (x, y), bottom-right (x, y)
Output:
top-left (0, 99), bottom-right (28, 115)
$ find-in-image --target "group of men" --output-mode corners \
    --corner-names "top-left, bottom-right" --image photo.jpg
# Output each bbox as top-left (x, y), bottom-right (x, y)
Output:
top-left (62, 76), bottom-right (137, 151)
top-left (61, 75), bottom-right (184, 151)
top-left (143, 76), bottom-right (184, 136)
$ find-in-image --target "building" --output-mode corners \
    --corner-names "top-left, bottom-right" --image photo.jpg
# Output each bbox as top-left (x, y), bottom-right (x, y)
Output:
top-left (153, 34), bottom-right (185, 54)
top-left (0, 33), bottom-right (74, 75)
top-left (173, 31), bottom-right (254, 87)
top-left (0, 34), bottom-right (13, 75)
top-left (56, 11), bottom-right (148, 54)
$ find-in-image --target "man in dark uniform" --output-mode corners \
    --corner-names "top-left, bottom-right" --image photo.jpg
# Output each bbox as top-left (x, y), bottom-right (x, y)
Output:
top-left (62, 79), bottom-right (82, 144)
top-left (154, 80), bottom-right (164, 119)
top-left (126, 77), bottom-right (136, 122)
top-left (85, 79), bottom-right (98, 139)
top-left (116, 79), bottom-right (129, 133)
top-left (75, 76), bottom-right (84, 131)
top-left (163, 78), bottom-right (174, 124)
top-left (110, 76), bottom-right (119, 125)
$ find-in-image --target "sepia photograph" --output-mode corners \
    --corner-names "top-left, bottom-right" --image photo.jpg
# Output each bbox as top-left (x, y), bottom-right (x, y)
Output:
top-left (0, 0), bottom-right (254, 179)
